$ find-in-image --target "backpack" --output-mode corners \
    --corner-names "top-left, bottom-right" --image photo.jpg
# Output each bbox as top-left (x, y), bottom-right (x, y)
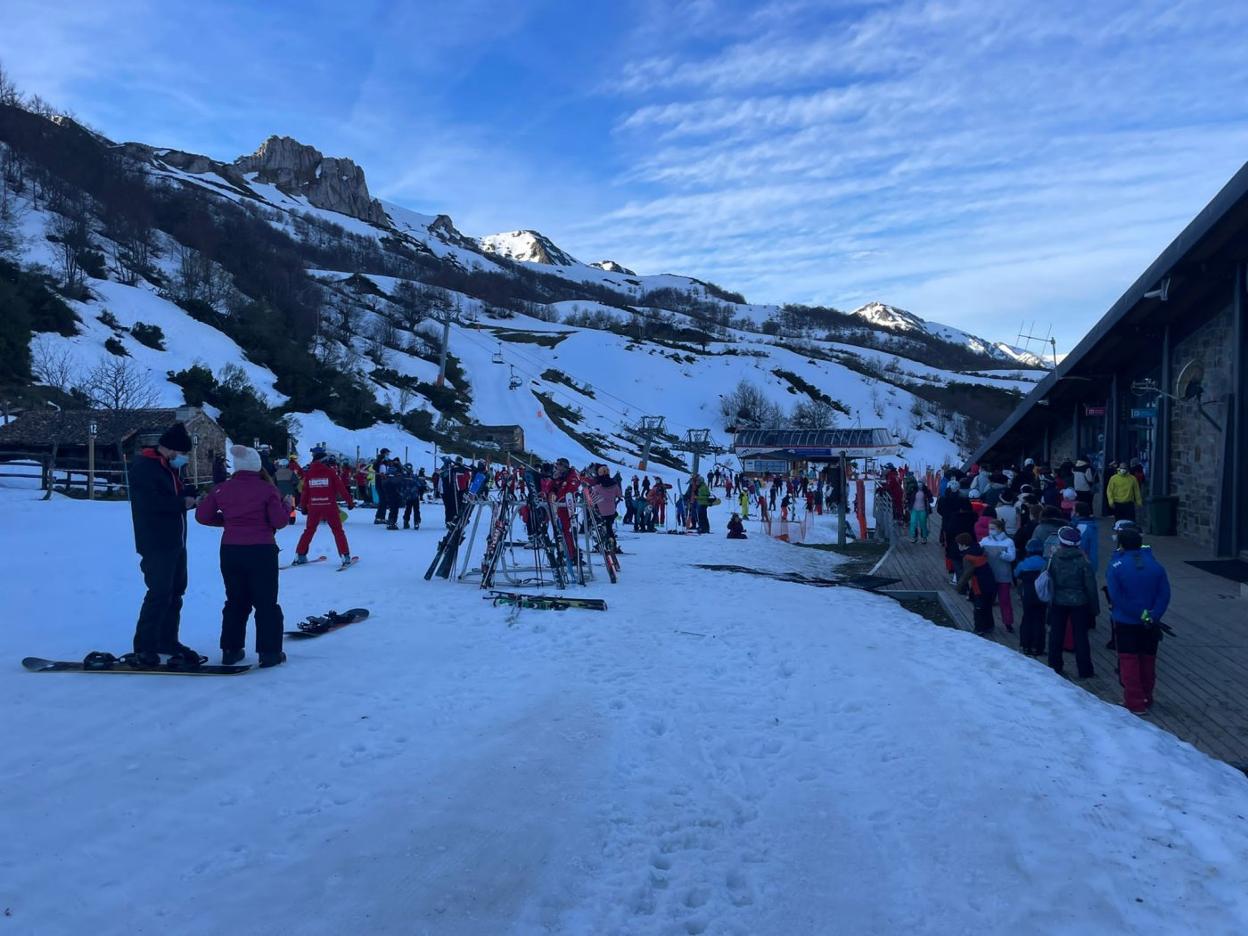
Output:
top-left (1035, 557), bottom-right (1055, 603)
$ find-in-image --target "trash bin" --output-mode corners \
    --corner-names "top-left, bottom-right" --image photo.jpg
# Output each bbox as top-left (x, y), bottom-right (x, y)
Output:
top-left (1145, 495), bottom-right (1178, 536)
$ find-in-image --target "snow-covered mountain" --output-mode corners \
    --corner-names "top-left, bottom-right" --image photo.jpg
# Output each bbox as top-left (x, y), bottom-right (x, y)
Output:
top-left (479, 230), bottom-right (580, 267)
top-left (0, 102), bottom-right (1046, 476)
top-left (850, 302), bottom-right (1052, 370)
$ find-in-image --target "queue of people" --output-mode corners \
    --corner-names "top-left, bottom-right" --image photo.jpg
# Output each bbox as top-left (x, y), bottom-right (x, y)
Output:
top-left (932, 456), bottom-right (1172, 715)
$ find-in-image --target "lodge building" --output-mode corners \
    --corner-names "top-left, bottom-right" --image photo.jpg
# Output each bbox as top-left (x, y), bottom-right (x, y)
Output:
top-left (971, 164), bottom-right (1248, 559)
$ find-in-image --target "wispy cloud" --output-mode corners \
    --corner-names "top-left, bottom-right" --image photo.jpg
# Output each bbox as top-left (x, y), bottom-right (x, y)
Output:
top-left (571, 0), bottom-right (1248, 346)
top-left (4, 0), bottom-right (1248, 347)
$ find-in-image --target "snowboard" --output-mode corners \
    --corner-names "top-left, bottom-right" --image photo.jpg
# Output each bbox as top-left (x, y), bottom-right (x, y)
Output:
top-left (336, 556), bottom-right (361, 572)
top-left (22, 656), bottom-right (251, 676)
top-left (285, 608), bottom-right (370, 639)
top-left (281, 555), bottom-right (326, 570)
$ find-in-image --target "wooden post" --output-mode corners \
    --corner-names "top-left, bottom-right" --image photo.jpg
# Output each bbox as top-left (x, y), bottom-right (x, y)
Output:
top-left (837, 452), bottom-right (848, 546)
top-left (88, 438), bottom-right (96, 500)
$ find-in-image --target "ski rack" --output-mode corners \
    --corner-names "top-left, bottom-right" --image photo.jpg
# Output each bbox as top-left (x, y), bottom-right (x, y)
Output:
top-left (447, 484), bottom-right (573, 590)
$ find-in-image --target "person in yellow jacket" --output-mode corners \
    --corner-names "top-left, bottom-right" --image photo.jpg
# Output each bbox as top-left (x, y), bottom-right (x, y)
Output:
top-left (1105, 465), bottom-right (1142, 523)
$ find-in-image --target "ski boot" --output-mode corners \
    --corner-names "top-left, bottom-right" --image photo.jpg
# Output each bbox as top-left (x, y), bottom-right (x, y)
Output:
top-left (166, 646), bottom-right (207, 670)
top-left (291, 553), bottom-right (309, 566)
top-left (339, 554), bottom-right (354, 570)
top-left (120, 651), bottom-right (161, 668)
top-left (221, 648), bottom-right (245, 666)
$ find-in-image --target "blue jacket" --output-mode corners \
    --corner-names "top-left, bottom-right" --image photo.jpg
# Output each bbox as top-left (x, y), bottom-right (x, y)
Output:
top-left (1073, 516), bottom-right (1099, 571)
top-left (1106, 547), bottom-right (1171, 626)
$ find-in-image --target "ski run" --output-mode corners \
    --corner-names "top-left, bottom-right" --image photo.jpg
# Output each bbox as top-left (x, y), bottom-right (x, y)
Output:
top-left (4, 484), bottom-right (1248, 935)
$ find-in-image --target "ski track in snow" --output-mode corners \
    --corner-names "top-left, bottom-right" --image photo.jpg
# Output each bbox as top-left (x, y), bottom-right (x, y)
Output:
top-left (3, 487), bottom-right (1248, 935)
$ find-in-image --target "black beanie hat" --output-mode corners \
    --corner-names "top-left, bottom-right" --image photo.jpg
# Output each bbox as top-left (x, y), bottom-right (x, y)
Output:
top-left (158, 422), bottom-right (193, 453)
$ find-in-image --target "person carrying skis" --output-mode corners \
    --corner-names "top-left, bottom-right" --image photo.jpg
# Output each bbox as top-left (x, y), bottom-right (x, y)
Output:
top-left (547, 457), bottom-right (582, 563)
top-left (587, 465), bottom-right (622, 546)
top-left (127, 422), bottom-right (201, 668)
top-left (293, 445), bottom-right (355, 568)
top-left (194, 444), bottom-right (292, 668)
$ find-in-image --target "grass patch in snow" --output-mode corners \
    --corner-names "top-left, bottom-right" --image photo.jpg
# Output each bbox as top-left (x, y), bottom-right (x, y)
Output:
top-left (541, 368), bottom-right (596, 398)
top-left (493, 329), bottom-right (569, 348)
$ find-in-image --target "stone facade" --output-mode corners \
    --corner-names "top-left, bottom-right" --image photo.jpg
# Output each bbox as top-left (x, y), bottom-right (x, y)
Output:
top-left (1168, 302), bottom-right (1234, 547)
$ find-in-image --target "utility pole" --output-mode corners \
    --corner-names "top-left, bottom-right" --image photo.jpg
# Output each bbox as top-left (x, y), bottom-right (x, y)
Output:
top-left (636, 415), bottom-right (666, 470)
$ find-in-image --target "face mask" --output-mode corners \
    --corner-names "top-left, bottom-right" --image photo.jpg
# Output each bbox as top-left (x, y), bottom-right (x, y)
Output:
top-left (169, 454), bottom-right (189, 469)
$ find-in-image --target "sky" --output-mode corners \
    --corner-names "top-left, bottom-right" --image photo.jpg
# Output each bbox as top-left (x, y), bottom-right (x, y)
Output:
top-left (4, 0), bottom-right (1248, 350)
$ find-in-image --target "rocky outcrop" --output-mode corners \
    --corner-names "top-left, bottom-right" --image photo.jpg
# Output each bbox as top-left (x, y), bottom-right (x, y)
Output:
top-left (234, 136), bottom-right (387, 226)
top-left (590, 260), bottom-right (636, 275)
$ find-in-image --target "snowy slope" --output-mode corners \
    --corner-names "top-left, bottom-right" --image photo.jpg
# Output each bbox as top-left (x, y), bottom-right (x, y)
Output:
top-left (5, 488), bottom-right (1248, 935)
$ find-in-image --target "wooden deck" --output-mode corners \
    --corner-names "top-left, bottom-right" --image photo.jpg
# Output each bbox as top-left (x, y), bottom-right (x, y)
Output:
top-left (877, 514), bottom-right (1248, 771)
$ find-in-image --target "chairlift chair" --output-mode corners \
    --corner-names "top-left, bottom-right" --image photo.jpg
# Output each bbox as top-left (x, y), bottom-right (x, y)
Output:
top-left (508, 366), bottom-right (522, 391)
top-left (491, 342), bottom-right (504, 365)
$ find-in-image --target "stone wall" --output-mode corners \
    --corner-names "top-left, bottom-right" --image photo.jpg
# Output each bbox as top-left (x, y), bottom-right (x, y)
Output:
top-left (1168, 302), bottom-right (1234, 547)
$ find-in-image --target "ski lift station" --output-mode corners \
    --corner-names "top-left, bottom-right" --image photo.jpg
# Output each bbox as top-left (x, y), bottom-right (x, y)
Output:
top-left (970, 161), bottom-right (1248, 558)
top-left (732, 427), bottom-right (903, 479)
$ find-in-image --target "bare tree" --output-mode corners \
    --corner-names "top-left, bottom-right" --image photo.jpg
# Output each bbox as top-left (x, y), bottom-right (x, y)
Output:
top-left (791, 399), bottom-right (839, 430)
top-left (0, 63), bottom-right (21, 107)
top-left (0, 177), bottom-right (22, 258)
top-left (719, 379), bottom-right (784, 430)
top-left (47, 192), bottom-right (92, 294)
top-left (30, 337), bottom-right (78, 393)
top-left (84, 357), bottom-right (160, 410)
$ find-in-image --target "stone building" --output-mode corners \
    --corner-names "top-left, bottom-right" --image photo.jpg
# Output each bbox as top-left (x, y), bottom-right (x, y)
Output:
top-left (970, 164), bottom-right (1248, 558)
top-left (0, 406), bottom-right (226, 490)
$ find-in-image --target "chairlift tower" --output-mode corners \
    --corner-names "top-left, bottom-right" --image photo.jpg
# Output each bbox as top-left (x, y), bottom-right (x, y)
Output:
top-left (673, 428), bottom-right (720, 479)
top-left (636, 415), bottom-right (666, 470)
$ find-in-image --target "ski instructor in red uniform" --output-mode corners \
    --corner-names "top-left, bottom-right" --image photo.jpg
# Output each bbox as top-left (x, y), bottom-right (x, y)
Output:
top-left (292, 446), bottom-right (355, 569)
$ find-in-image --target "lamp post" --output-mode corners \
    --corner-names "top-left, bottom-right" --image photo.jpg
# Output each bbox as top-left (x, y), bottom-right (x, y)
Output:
top-left (87, 419), bottom-right (98, 500)
top-left (191, 432), bottom-right (200, 486)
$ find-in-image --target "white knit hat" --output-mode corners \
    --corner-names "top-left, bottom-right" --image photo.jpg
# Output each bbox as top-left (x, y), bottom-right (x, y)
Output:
top-left (231, 444), bottom-right (262, 473)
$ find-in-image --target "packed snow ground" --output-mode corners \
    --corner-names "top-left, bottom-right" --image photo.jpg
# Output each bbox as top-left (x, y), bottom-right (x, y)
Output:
top-left (4, 487), bottom-right (1248, 935)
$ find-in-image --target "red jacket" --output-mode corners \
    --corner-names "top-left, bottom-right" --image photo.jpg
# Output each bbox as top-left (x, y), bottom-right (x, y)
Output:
top-left (302, 460), bottom-right (355, 510)
top-left (195, 471), bottom-right (289, 546)
top-left (549, 469), bottom-right (581, 505)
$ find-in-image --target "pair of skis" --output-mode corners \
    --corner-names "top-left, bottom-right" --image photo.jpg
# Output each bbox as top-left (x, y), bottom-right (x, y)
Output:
top-left (424, 499), bottom-right (478, 580)
top-left (486, 591), bottom-right (607, 612)
top-left (281, 555), bottom-right (359, 572)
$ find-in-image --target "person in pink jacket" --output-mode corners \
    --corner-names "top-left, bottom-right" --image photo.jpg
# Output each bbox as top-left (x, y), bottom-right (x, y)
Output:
top-left (195, 444), bottom-right (292, 668)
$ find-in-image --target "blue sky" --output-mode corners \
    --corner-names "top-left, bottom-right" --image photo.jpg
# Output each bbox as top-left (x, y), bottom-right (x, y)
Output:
top-left (4, 0), bottom-right (1248, 349)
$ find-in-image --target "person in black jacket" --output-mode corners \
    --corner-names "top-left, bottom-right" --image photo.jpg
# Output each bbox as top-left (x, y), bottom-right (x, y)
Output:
top-left (127, 423), bottom-right (201, 667)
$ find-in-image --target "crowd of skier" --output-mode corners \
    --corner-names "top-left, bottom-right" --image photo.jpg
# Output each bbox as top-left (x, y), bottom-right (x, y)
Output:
top-left (917, 456), bottom-right (1170, 715)
top-left (119, 417), bottom-right (1175, 717)
top-left (121, 420), bottom-right (766, 672)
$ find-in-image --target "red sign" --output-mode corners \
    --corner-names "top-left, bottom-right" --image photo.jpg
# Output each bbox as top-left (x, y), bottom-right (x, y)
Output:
top-left (1084, 405), bottom-right (1106, 416)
